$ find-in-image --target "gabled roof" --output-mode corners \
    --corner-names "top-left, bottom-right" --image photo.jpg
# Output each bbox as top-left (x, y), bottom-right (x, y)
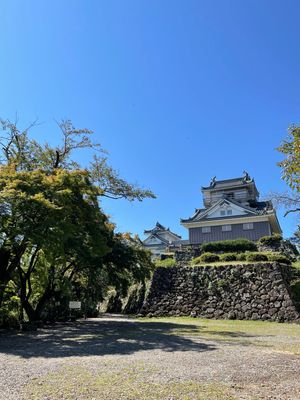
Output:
top-left (144, 221), bottom-right (181, 239)
top-left (180, 198), bottom-right (274, 224)
top-left (143, 232), bottom-right (171, 245)
top-left (144, 221), bottom-right (166, 234)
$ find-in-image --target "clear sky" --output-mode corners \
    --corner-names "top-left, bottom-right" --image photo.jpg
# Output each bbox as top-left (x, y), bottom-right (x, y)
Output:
top-left (1, 0), bottom-right (300, 239)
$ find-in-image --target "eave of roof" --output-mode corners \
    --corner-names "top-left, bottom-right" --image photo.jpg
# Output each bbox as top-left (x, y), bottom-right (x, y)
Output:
top-left (201, 176), bottom-right (253, 190)
top-left (181, 213), bottom-right (276, 229)
top-left (180, 198), bottom-right (262, 223)
top-left (142, 232), bottom-right (170, 245)
top-left (144, 224), bottom-right (181, 239)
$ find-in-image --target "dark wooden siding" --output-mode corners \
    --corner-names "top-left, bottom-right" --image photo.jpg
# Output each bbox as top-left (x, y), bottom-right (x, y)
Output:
top-left (189, 221), bottom-right (271, 244)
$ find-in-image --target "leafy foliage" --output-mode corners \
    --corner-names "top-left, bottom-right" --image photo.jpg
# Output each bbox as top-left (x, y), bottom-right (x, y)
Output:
top-left (266, 252), bottom-right (291, 264)
top-left (219, 253), bottom-right (237, 262)
top-left (245, 252), bottom-right (268, 262)
top-left (277, 125), bottom-right (300, 192)
top-left (192, 252), bottom-right (220, 264)
top-left (201, 239), bottom-right (257, 253)
top-left (191, 251), bottom-right (290, 265)
top-left (0, 119), bottom-right (154, 325)
top-left (236, 253), bottom-right (247, 261)
top-left (258, 234), bottom-right (282, 246)
top-left (274, 126), bottom-right (300, 218)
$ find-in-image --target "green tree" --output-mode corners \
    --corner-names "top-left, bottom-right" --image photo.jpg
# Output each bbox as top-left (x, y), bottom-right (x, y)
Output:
top-left (0, 119), bottom-right (154, 323)
top-left (275, 125), bottom-right (300, 215)
top-left (277, 125), bottom-right (300, 191)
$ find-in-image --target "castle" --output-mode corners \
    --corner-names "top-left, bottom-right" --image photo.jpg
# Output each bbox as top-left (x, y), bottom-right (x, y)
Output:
top-left (143, 172), bottom-right (282, 256)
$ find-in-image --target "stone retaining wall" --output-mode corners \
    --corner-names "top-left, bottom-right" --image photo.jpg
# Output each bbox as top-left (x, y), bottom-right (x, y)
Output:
top-left (141, 263), bottom-right (300, 322)
top-left (174, 248), bottom-right (201, 263)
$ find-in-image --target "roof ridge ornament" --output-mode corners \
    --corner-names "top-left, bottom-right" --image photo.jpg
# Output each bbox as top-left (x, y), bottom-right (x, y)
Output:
top-left (210, 175), bottom-right (216, 187)
top-left (243, 170), bottom-right (251, 182)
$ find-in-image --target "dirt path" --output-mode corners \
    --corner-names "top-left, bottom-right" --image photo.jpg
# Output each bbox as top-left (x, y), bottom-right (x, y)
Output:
top-left (0, 315), bottom-right (299, 399)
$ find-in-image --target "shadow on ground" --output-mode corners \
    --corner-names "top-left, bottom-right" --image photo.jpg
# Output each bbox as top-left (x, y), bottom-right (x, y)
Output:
top-left (0, 317), bottom-right (220, 359)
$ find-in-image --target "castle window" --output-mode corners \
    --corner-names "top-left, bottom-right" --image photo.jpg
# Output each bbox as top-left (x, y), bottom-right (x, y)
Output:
top-left (220, 210), bottom-right (226, 216)
top-left (202, 226), bottom-right (211, 233)
top-left (222, 225), bottom-right (232, 232)
top-left (227, 209), bottom-right (232, 215)
top-left (243, 223), bottom-right (253, 230)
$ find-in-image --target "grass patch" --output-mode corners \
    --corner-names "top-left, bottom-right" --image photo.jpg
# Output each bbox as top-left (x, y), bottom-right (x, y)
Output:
top-left (24, 364), bottom-right (237, 400)
top-left (155, 258), bottom-right (176, 268)
top-left (293, 261), bottom-right (300, 271)
top-left (139, 317), bottom-right (300, 355)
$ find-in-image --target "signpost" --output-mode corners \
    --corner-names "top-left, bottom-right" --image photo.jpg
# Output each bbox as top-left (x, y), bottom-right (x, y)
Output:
top-left (69, 301), bottom-right (81, 321)
top-left (69, 301), bottom-right (81, 309)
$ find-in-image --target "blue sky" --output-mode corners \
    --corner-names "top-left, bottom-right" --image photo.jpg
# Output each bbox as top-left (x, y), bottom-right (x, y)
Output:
top-left (1, 0), bottom-right (300, 239)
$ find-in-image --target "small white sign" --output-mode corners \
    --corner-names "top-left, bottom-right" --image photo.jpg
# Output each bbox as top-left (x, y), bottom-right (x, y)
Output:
top-left (69, 301), bottom-right (81, 309)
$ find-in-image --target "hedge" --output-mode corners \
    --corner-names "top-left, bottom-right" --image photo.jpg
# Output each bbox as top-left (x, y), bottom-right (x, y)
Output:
top-left (265, 252), bottom-right (291, 264)
top-left (245, 252), bottom-right (268, 262)
top-left (219, 252), bottom-right (237, 261)
top-left (201, 238), bottom-right (257, 253)
top-left (192, 252), bottom-right (220, 264)
top-left (236, 253), bottom-right (247, 261)
top-left (191, 251), bottom-right (291, 265)
top-left (258, 234), bottom-right (282, 246)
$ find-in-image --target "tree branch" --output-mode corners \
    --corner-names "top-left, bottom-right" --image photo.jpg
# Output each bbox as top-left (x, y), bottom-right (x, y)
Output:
top-left (284, 208), bottom-right (300, 216)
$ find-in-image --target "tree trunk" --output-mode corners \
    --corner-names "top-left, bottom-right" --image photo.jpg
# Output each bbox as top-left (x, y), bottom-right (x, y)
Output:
top-left (0, 242), bottom-right (27, 308)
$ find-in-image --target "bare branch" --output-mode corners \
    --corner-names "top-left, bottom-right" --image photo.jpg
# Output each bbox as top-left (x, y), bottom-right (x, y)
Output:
top-left (284, 208), bottom-right (300, 217)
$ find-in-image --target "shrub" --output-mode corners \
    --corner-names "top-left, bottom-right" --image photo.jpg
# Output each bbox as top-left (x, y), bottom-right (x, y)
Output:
top-left (258, 234), bottom-right (282, 246)
top-left (291, 280), bottom-right (300, 305)
top-left (155, 258), bottom-right (176, 268)
top-left (0, 294), bottom-right (20, 329)
top-left (267, 253), bottom-right (291, 264)
top-left (201, 238), bottom-right (257, 253)
top-left (245, 252), bottom-right (268, 262)
top-left (236, 253), bottom-right (247, 261)
top-left (198, 252), bottom-right (220, 263)
top-left (191, 256), bottom-right (202, 265)
top-left (219, 252), bottom-right (237, 262)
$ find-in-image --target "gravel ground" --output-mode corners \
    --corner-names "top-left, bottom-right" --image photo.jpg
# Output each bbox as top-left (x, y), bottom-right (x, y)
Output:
top-left (0, 315), bottom-right (300, 399)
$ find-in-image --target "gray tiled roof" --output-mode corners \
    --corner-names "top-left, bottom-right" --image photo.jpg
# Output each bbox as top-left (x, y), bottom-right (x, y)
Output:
top-left (144, 221), bottom-right (181, 238)
top-left (201, 175), bottom-right (254, 190)
top-left (143, 232), bottom-right (171, 245)
top-left (181, 198), bottom-right (275, 223)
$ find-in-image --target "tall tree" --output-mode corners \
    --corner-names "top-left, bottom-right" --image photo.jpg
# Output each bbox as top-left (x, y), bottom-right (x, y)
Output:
top-left (0, 119), bottom-right (154, 320)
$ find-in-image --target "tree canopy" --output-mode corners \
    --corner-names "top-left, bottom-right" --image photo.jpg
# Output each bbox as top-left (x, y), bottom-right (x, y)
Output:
top-left (0, 119), bottom-right (155, 326)
top-left (275, 125), bottom-right (300, 244)
top-left (277, 125), bottom-right (300, 192)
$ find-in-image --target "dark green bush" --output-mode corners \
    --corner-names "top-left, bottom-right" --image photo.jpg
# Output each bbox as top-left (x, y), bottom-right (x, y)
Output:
top-left (201, 238), bottom-right (257, 253)
top-left (0, 294), bottom-right (20, 329)
top-left (266, 253), bottom-right (291, 264)
top-left (245, 252), bottom-right (268, 262)
top-left (219, 253), bottom-right (237, 261)
top-left (291, 281), bottom-right (300, 305)
top-left (236, 253), bottom-right (247, 261)
top-left (198, 252), bottom-right (220, 263)
top-left (258, 234), bottom-right (282, 246)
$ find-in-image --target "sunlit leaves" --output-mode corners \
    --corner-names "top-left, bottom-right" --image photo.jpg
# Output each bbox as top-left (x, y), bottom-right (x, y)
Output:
top-left (278, 125), bottom-right (300, 191)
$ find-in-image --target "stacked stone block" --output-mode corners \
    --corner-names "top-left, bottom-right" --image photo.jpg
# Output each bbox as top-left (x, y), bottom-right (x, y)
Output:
top-left (142, 263), bottom-right (300, 322)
